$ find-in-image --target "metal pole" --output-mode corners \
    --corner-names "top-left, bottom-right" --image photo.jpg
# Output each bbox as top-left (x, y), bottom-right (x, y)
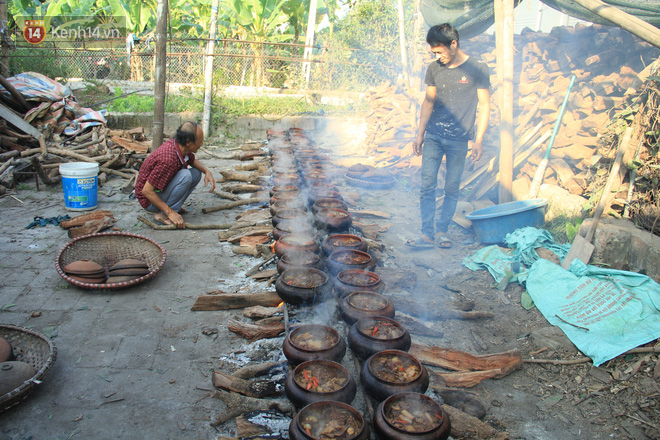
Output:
top-left (151, 0), bottom-right (168, 152)
top-left (203, 0), bottom-right (219, 137)
top-left (495, 0), bottom-right (515, 203)
top-left (0, 0), bottom-right (9, 77)
top-left (397, 0), bottom-right (408, 85)
top-left (302, 0), bottom-right (318, 86)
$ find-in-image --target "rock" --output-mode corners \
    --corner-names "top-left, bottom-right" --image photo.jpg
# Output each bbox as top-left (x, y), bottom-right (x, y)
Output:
top-left (538, 184), bottom-right (588, 221)
top-left (530, 326), bottom-right (577, 352)
top-left (582, 217), bottom-right (660, 284)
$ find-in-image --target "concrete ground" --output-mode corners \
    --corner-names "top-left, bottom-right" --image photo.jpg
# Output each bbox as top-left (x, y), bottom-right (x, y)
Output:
top-left (0, 150), bottom-right (262, 440)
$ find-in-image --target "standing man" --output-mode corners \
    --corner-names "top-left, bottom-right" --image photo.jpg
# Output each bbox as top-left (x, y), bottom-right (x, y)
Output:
top-left (407, 23), bottom-right (491, 249)
top-left (135, 121), bottom-right (216, 228)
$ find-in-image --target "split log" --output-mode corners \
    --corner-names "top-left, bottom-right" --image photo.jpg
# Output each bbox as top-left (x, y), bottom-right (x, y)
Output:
top-left (137, 215), bottom-right (231, 230)
top-left (232, 245), bottom-right (261, 257)
top-left (431, 368), bottom-right (506, 387)
top-left (68, 217), bottom-right (116, 239)
top-left (0, 164), bottom-right (15, 188)
top-left (250, 269), bottom-right (278, 280)
top-left (202, 197), bottom-right (264, 214)
top-left (239, 150), bottom-right (265, 161)
top-left (227, 227), bottom-right (274, 244)
top-left (211, 390), bottom-right (292, 426)
top-left (236, 411), bottom-right (290, 438)
top-left (233, 361), bottom-right (286, 380)
top-left (227, 318), bottom-right (285, 342)
top-left (433, 387), bottom-right (487, 420)
top-left (0, 158), bottom-right (15, 178)
top-left (109, 136), bottom-right (150, 153)
top-left (351, 221), bottom-right (381, 240)
top-left (218, 170), bottom-right (260, 183)
top-left (350, 210), bottom-right (392, 219)
top-left (191, 291), bottom-right (282, 311)
top-left (243, 305), bottom-right (282, 320)
top-left (442, 404), bottom-right (510, 440)
top-left (212, 189), bottom-right (240, 201)
top-left (410, 343), bottom-right (522, 376)
top-left (212, 371), bottom-right (279, 398)
top-left (30, 156), bottom-right (60, 185)
top-left (376, 269), bottom-right (417, 292)
top-left (223, 184), bottom-right (264, 194)
top-left (234, 162), bottom-right (261, 171)
top-left (394, 314), bottom-right (444, 338)
top-left (59, 210), bottom-right (115, 229)
top-left (392, 297), bottom-right (493, 320)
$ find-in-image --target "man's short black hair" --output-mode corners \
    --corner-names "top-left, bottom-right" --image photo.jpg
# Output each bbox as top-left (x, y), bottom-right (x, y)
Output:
top-left (175, 121), bottom-right (198, 146)
top-left (426, 23), bottom-right (460, 48)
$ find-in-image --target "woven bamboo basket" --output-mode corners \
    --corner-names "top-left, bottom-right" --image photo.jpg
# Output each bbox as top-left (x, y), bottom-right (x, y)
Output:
top-left (55, 231), bottom-right (167, 290)
top-left (0, 324), bottom-right (57, 412)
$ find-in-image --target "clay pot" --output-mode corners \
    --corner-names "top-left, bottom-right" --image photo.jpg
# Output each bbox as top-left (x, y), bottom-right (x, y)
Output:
top-left (303, 171), bottom-right (331, 185)
top-left (360, 350), bottom-right (429, 402)
top-left (271, 184), bottom-right (300, 197)
top-left (326, 250), bottom-right (375, 276)
top-left (308, 189), bottom-right (343, 207)
top-left (322, 234), bottom-right (368, 256)
top-left (374, 393), bottom-right (451, 440)
top-left (270, 191), bottom-right (302, 206)
top-left (0, 361), bottom-right (37, 396)
top-left (275, 268), bottom-right (329, 305)
top-left (273, 173), bottom-right (302, 187)
top-left (274, 234), bottom-right (319, 258)
top-left (283, 324), bottom-right (347, 365)
top-left (277, 251), bottom-right (323, 274)
top-left (339, 291), bottom-right (395, 325)
top-left (0, 337), bottom-right (13, 362)
top-left (347, 316), bottom-right (411, 361)
top-left (272, 209), bottom-right (311, 227)
top-left (270, 199), bottom-right (307, 216)
top-left (315, 208), bottom-right (352, 232)
top-left (273, 219), bottom-right (316, 241)
top-left (62, 259), bottom-right (105, 277)
top-left (285, 360), bottom-right (357, 408)
top-left (289, 401), bottom-right (369, 440)
top-left (333, 269), bottom-right (383, 298)
top-left (312, 198), bottom-right (348, 215)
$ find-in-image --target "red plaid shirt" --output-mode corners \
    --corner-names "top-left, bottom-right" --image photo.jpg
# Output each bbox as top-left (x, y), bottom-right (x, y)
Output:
top-left (135, 139), bottom-right (196, 208)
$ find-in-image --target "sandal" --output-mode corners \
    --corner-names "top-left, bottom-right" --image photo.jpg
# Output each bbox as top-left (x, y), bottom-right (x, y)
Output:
top-left (406, 236), bottom-right (434, 249)
top-left (435, 234), bottom-right (453, 249)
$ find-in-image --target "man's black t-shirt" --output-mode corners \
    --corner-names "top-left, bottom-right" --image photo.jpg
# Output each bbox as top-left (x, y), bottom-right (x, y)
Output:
top-left (424, 57), bottom-right (491, 141)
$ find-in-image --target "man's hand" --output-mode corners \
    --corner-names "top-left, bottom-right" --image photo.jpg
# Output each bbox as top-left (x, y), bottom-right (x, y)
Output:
top-left (413, 135), bottom-right (424, 156)
top-left (166, 210), bottom-right (185, 229)
top-left (470, 141), bottom-right (483, 162)
top-left (204, 170), bottom-right (216, 192)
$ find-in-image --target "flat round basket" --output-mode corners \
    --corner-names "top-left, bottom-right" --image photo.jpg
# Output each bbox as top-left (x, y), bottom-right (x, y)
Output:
top-left (55, 231), bottom-right (167, 290)
top-left (0, 324), bottom-right (57, 413)
top-left (345, 173), bottom-right (396, 190)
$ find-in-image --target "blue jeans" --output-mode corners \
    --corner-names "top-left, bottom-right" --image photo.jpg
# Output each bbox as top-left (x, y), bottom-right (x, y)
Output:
top-left (146, 168), bottom-right (202, 214)
top-left (420, 133), bottom-right (468, 238)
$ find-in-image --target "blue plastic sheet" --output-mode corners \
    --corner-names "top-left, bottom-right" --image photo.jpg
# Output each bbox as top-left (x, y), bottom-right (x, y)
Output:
top-left (463, 227), bottom-right (660, 366)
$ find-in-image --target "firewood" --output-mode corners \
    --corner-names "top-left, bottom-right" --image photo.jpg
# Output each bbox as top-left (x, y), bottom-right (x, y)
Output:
top-left (218, 171), bottom-right (260, 183)
top-left (232, 362), bottom-right (286, 381)
top-left (434, 387), bottom-right (487, 420)
top-left (410, 343), bottom-right (523, 376)
top-left (202, 197), bottom-right (264, 214)
top-left (212, 371), bottom-right (279, 398)
top-left (376, 269), bottom-right (416, 292)
top-left (137, 216), bottom-right (232, 230)
top-left (351, 221), bottom-right (381, 240)
top-left (210, 390), bottom-right (292, 426)
top-left (0, 164), bottom-right (15, 188)
top-left (243, 306), bottom-right (282, 320)
top-left (239, 150), bottom-right (265, 161)
top-left (232, 245), bottom-right (261, 257)
top-left (350, 210), bottom-right (391, 219)
top-left (442, 404), bottom-right (510, 439)
top-left (227, 227), bottom-right (274, 244)
top-left (191, 291), bottom-right (281, 311)
top-left (212, 189), bottom-right (240, 201)
top-left (60, 210), bottom-right (115, 229)
top-left (227, 318), bottom-right (285, 342)
top-left (236, 411), bottom-right (290, 438)
top-left (392, 297), bottom-right (494, 320)
top-left (68, 217), bottom-right (116, 239)
top-left (431, 369), bottom-right (503, 387)
top-left (255, 316), bottom-right (283, 326)
top-left (394, 313), bottom-right (444, 338)
top-left (249, 269), bottom-right (278, 281)
top-left (223, 184), bottom-right (263, 193)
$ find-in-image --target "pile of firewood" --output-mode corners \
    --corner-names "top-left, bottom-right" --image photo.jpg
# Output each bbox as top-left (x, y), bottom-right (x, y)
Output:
top-left (363, 23), bottom-right (659, 202)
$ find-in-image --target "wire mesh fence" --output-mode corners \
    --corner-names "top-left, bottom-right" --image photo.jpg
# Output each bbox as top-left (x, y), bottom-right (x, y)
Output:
top-left (7, 34), bottom-right (394, 94)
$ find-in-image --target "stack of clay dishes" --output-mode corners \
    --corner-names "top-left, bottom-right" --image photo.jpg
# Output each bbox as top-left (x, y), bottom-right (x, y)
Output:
top-left (107, 258), bottom-right (150, 283)
top-left (62, 260), bottom-right (106, 284)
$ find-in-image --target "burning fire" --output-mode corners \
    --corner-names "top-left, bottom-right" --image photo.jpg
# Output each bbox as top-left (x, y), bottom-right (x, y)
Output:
top-left (277, 302), bottom-right (284, 308)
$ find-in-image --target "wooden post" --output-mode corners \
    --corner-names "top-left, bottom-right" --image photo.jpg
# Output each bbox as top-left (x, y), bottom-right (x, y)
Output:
top-left (494, 0), bottom-right (514, 204)
top-left (573, 0), bottom-right (660, 48)
top-left (0, 0), bottom-right (8, 77)
top-left (202, 0), bottom-right (220, 137)
top-left (397, 0), bottom-right (408, 85)
top-left (151, 0), bottom-right (168, 152)
top-left (302, 0), bottom-right (318, 86)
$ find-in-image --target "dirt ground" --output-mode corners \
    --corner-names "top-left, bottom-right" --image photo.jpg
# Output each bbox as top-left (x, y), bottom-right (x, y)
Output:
top-left (1, 132), bottom-right (659, 440)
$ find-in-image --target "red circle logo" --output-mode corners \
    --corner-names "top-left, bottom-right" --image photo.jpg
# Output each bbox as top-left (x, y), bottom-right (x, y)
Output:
top-left (23, 21), bottom-right (46, 44)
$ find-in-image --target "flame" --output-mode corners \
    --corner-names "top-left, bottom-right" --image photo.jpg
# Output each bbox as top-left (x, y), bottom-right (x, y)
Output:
top-left (277, 302), bottom-right (284, 308)
top-left (270, 242), bottom-right (276, 253)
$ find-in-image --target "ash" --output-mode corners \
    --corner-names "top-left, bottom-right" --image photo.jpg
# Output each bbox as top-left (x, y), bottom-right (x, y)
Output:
top-left (246, 410), bottom-right (291, 439)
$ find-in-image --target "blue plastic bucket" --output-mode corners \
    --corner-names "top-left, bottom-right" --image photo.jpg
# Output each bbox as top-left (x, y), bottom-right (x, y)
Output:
top-left (465, 199), bottom-right (548, 244)
top-left (59, 162), bottom-right (99, 211)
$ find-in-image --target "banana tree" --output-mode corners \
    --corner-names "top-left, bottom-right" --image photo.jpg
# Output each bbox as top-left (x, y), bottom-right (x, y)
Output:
top-left (221, 0), bottom-right (291, 86)
top-left (103, 0), bottom-right (157, 35)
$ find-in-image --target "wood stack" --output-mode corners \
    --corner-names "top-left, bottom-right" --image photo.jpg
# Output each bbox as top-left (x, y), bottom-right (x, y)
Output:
top-left (364, 23), bottom-right (658, 201)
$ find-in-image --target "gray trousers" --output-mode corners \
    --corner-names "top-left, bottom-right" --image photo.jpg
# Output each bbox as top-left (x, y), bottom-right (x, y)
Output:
top-left (146, 168), bottom-right (202, 214)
